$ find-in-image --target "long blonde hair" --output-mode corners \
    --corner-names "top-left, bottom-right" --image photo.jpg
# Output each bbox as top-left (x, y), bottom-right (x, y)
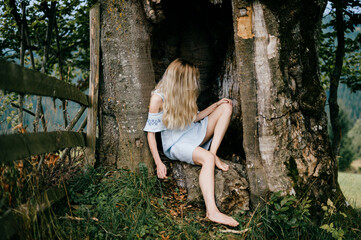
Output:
top-left (154, 58), bottom-right (200, 129)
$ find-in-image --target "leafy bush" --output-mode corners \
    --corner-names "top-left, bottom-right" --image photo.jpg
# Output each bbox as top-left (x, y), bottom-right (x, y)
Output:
top-left (265, 192), bottom-right (312, 231)
top-left (242, 191), bottom-right (313, 239)
top-left (320, 199), bottom-right (347, 240)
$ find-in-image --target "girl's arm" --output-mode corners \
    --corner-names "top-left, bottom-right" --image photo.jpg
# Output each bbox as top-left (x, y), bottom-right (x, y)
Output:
top-left (195, 98), bottom-right (232, 122)
top-left (147, 132), bottom-right (167, 179)
top-left (147, 94), bottom-right (167, 179)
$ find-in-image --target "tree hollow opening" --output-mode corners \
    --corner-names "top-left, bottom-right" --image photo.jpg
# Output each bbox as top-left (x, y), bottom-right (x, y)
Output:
top-left (150, 0), bottom-right (245, 160)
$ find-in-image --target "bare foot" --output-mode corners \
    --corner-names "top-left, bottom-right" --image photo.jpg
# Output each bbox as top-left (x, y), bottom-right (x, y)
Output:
top-left (206, 211), bottom-right (239, 227)
top-left (215, 156), bottom-right (229, 171)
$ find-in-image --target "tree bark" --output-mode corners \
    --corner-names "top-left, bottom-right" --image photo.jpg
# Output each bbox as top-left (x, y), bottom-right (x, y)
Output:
top-left (230, 0), bottom-right (347, 210)
top-left (98, 0), bottom-right (155, 171)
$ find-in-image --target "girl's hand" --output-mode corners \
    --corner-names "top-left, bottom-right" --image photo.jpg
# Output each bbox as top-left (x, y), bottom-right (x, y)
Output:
top-left (156, 161), bottom-right (167, 179)
top-left (195, 98), bottom-right (233, 122)
top-left (216, 98), bottom-right (232, 107)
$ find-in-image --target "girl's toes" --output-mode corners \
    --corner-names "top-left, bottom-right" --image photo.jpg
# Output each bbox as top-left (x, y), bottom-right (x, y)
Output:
top-left (222, 163), bottom-right (229, 171)
top-left (215, 157), bottom-right (229, 172)
top-left (218, 162), bottom-right (229, 172)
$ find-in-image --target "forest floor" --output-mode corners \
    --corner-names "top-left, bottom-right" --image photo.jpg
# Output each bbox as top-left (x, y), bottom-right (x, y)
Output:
top-left (3, 163), bottom-right (361, 239)
top-left (21, 165), bottom-right (360, 240)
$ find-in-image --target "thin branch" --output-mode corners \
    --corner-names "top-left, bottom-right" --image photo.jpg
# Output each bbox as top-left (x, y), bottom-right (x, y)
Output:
top-left (78, 117), bottom-right (87, 132)
top-left (34, 1), bottom-right (57, 133)
top-left (18, 2), bottom-right (26, 125)
top-left (65, 105), bottom-right (86, 131)
top-left (59, 214), bottom-right (99, 222)
top-left (58, 106), bottom-right (87, 163)
top-left (55, 16), bottom-right (70, 130)
top-left (41, 1), bottom-right (56, 73)
top-left (11, 103), bottom-right (35, 116)
top-left (8, 0), bottom-right (22, 31)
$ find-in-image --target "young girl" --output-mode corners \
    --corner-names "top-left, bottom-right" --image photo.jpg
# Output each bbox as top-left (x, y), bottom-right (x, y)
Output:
top-left (144, 58), bottom-right (239, 227)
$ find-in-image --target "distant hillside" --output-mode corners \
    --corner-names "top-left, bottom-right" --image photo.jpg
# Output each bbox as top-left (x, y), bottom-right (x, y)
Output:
top-left (337, 84), bottom-right (361, 123)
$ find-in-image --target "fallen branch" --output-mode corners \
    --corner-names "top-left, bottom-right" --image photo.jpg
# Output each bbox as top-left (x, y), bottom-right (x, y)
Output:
top-left (220, 223), bottom-right (262, 234)
top-left (60, 214), bottom-right (98, 222)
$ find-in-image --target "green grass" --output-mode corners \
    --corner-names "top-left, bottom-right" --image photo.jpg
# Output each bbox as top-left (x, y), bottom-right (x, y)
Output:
top-left (39, 165), bottom-right (216, 239)
top-left (338, 172), bottom-right (361, 209)
top-left (6, 165), bottom-right (361, 239)
top-left (351, 159), bottom-right (361, 172)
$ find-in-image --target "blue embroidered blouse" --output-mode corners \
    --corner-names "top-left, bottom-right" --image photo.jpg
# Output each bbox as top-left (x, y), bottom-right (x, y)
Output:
top-left (143, 93), bottom-right (212, 165)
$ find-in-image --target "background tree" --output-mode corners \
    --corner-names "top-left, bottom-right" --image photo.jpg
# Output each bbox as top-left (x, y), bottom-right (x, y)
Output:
top-left (319, 0), bottom-right (361, 156)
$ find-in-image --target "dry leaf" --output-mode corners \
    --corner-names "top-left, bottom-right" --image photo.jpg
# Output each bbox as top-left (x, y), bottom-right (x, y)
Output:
top-left (161, 234), bottom-right (170, 240)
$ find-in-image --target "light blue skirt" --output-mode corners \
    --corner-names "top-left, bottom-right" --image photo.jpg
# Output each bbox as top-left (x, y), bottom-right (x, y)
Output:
top-left (161, 116), bottom-right (212, 165)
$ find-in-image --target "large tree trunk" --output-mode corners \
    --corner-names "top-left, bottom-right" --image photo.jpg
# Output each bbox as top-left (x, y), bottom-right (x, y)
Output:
top-left (231, 0), bottom-right (346, 210)
top-left (98, 0), bottom-right (347, 212)
top-left (98, 0), bottom-right (155, 171)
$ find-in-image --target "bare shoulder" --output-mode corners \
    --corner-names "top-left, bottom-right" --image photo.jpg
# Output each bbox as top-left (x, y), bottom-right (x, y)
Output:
top-left (149, 94), bottom-right (163, 113)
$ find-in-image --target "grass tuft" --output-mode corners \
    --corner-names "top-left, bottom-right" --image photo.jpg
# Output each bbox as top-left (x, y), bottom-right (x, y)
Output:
top-left (338, 172), bottom-right (361, 208)
top-left (3, 164), bottom-right (361, 239)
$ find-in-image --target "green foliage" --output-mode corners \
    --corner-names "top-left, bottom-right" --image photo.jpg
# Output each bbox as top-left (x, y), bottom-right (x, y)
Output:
top-left (319, 1), bottom-right (361, 92)
top-left (0, 0), bottom-right (94, 133)
top-left (319, 199), bottom-right (348, 240)
top-left (7, 166), bottom-right (361, 239)
top-left (242, 192), bottom-right (313, 239)
top-left (236, 192), bottom-right (361, 240)
top-left (0, 90), bottom-right (34, 132)
top-left (62, 165), bottom-right (164, 239)
top-left (42, 165), bottom-right (211, 239)
top-left (319, 24), bottom-right (361, 91)
top-left (320, 222), bottom-right (345, 240)
top-left (320, 2), bottom-right (360, 164)
top-left (266, 192), bottom-right (312, 230)
top-left (0, 0), bottom-right (91, 86)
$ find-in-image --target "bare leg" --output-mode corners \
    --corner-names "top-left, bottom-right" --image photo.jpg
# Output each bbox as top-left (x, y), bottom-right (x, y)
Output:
top-left (201, 103), bottom-right (232, 171)
top-left (193, 147), bottom-right (239, 227)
